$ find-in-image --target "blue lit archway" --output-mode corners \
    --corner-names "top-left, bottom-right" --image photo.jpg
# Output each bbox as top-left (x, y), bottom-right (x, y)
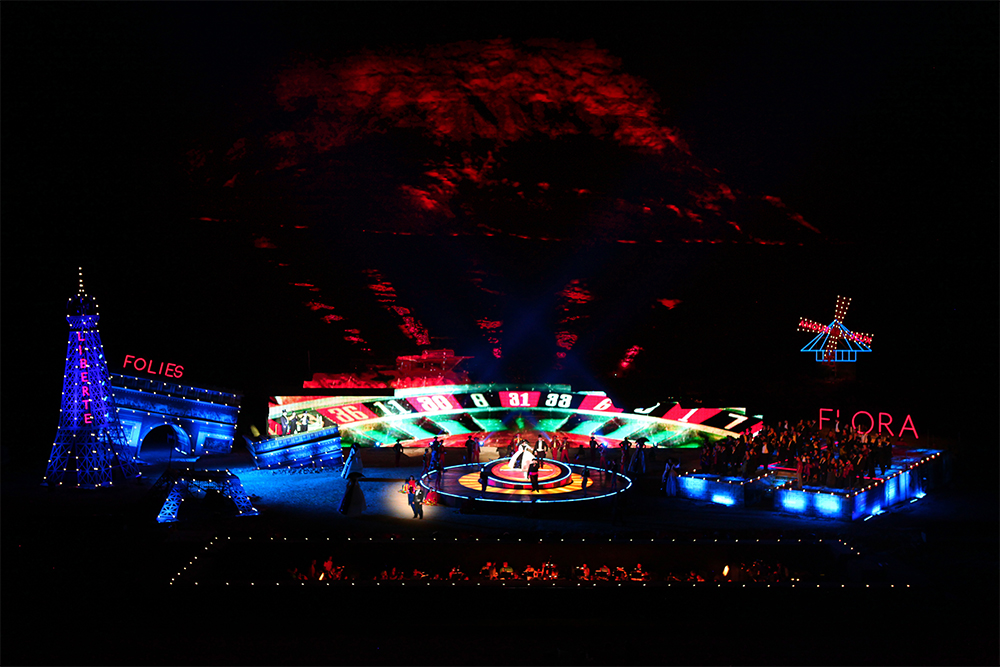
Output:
top-left (137, 424), bottom-right (192, 462)
top-left (111, 374), bottom-right (242, 458)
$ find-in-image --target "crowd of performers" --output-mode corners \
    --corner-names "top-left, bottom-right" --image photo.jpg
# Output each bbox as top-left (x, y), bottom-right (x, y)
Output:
top-left (288, 556), bottom-right (348, 582)
top-left (700, 420), bottom-right (897, 489)
top-left (415, 437), bottom-right (461, 500)
top-left (339, 418), bottom-right (900, 517)
top-left (399, 432), bottom-right (678, 499)
top-left (499, 434), bottom-right (553, 490)
top-left (568, 435), bottom-right (653, 475)
top-left (501, 433), bottom-right (656, 478)
top-left (419, 436), bottom-right (468, 475)
top-left (413, 433), bottom-right (656, 472)
top-left (274, 408), bottom-right (330, 437)
top-left (287, 556), bottom-right (800, 584)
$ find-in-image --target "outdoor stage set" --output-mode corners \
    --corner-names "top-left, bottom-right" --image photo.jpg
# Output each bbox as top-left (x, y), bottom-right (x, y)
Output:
top-left (47, 276), bottom-right (946, 523)
top-left (422, 456), bottom-right (633, 506)
top-left (676, 448), bottom-right (947, 521)
top-left (254, 384), bottom-right (946, 516)
top-left (46, 272), bottom-right (243, 488)
top-left (254, 384), bottom-right (764, 504)
top-left (45, 273), bottom-right (258, 520)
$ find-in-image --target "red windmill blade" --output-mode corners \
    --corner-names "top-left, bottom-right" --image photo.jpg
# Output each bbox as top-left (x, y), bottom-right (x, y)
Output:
top-left (844, 330), bottom-right (874, 346)
top-left (797, 318), bottom-right (830, 334)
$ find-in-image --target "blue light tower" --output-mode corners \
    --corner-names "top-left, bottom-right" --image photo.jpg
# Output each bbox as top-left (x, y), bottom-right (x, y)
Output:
top-left (44, 269), bottom-right (140, 488)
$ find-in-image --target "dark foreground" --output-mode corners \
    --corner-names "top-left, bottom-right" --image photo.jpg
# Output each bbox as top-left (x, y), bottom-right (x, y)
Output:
top-left (3, 446), bottom-right (997, 667)
top-left (6, 582), bottom-right (989, 666)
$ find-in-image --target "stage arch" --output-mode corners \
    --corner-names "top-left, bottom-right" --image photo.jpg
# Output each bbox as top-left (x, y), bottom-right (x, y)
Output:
top-left (137, 424), bottom-right (191, 462)
top-left (110, 374), bottom-right (242, 458)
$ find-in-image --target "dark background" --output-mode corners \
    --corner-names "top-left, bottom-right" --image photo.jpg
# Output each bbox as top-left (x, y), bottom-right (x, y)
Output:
top-left (1, 5), bottom-right (997, 665)
top-left (3, 4), bottom-right (996, 457)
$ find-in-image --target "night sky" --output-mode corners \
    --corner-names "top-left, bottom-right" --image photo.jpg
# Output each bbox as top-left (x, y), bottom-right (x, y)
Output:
top-left (3, 3), bottom-right (997, 457)
top-left (1, 6), bottom-right (998, 666)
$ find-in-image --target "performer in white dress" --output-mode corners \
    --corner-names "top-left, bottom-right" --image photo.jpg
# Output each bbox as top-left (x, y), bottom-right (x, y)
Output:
top-left (506, 442), bottom-right (536, 478)
top-left (341, 445), bottom-right (363, 479)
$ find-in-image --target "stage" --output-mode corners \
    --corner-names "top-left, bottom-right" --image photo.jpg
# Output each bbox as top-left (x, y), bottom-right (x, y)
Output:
top-left (419, 457), bottom-right (632, 505)
top-left (678, 448), bottom-right (948, 520)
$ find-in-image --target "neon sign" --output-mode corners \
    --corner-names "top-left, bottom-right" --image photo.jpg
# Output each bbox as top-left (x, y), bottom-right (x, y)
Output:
top-left (819, 408), bottom-right (918, 439)
top-left (798, 296), bottom-right (874, 362)
top-left (124, 354), bottom-right (184, 378)
top-left (77, 332), bottom-right (93, 424)
top-left (264, 387), bottom-right (762, 447)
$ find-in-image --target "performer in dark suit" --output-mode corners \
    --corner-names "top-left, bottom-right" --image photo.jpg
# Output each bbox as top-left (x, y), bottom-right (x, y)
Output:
top-left (407, 481), bottom-right (418, 516)
top-left (479, 465), bottom-right (489, 495)
top-left (393, 440), bottom-right (404, 467)
top-left (528, 458), bottom-right (541, 492)
top-left (412, 486), bottom-right (424, 519)
top-left (434, 455), bottom-right (444, 490)
top-left (534, 436), bottom-right (547, 459)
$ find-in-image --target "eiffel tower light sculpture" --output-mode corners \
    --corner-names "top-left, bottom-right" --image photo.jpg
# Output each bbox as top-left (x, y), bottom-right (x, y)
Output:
top-left (44, 269), bottom-right (140, 488)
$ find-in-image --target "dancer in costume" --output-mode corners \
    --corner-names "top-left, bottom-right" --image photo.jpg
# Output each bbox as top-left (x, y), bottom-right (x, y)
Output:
top-left (507, 442), bottom-right (536, 478)
top-left (507, 442), bottom-right (525, 470)
top-left (341, 444), bottom-right (363, 479)
top-left (534, 436), bottom-right (547, 460)
top-left (528, 458), bottom-right (541, 491)
top-left (663, 456), bottom-right (680, 496)
top-left (339, 473), bottom-right (366, 515)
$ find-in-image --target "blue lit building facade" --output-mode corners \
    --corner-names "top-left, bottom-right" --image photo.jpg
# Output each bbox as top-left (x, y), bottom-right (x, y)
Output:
top-left (110, 374), bottom-right (242, 459)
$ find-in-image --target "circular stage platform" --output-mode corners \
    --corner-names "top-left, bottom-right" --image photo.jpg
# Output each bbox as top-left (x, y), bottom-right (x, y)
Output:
top-left (419, 458), bottom-right (632, 505)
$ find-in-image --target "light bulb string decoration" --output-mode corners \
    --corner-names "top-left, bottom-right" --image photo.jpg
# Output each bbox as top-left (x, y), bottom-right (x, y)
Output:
top-left (45, 270), bottom-right (140, 487)
top-left (167, 534), bottom-right (915, 589)
top-left (798, 295), bottom-right (874, 363)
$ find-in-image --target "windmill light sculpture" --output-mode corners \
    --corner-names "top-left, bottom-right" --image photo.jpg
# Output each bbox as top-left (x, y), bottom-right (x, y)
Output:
top-left (798, 296), bottom-right (873, 363)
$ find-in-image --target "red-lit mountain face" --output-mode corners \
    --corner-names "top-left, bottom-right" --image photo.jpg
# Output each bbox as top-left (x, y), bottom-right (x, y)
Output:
top-left (187, 38), bottom-right (821, 244)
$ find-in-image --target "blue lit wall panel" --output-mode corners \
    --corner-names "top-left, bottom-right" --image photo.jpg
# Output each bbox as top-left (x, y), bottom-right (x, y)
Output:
top-left (678, 474), bottom-right (756, 507)
top-left (776, 456), bottom-right (941, 521)
top-left (253, 440), bottom-right (342, 468)
top-left (778, 491), bottom-right (807, 513)
top-left (775, 488), bottom-right (851, 520)
top-left (813, 493), bottom-right (843, 518)
top-left (249, 428), bottom-right (343, 469)
top-left (678, 476), bottom-right (707, 500)
top-left (850, 489), bottom-right (871, 519)
top-left (710, 492), bottom-right (737, 506)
